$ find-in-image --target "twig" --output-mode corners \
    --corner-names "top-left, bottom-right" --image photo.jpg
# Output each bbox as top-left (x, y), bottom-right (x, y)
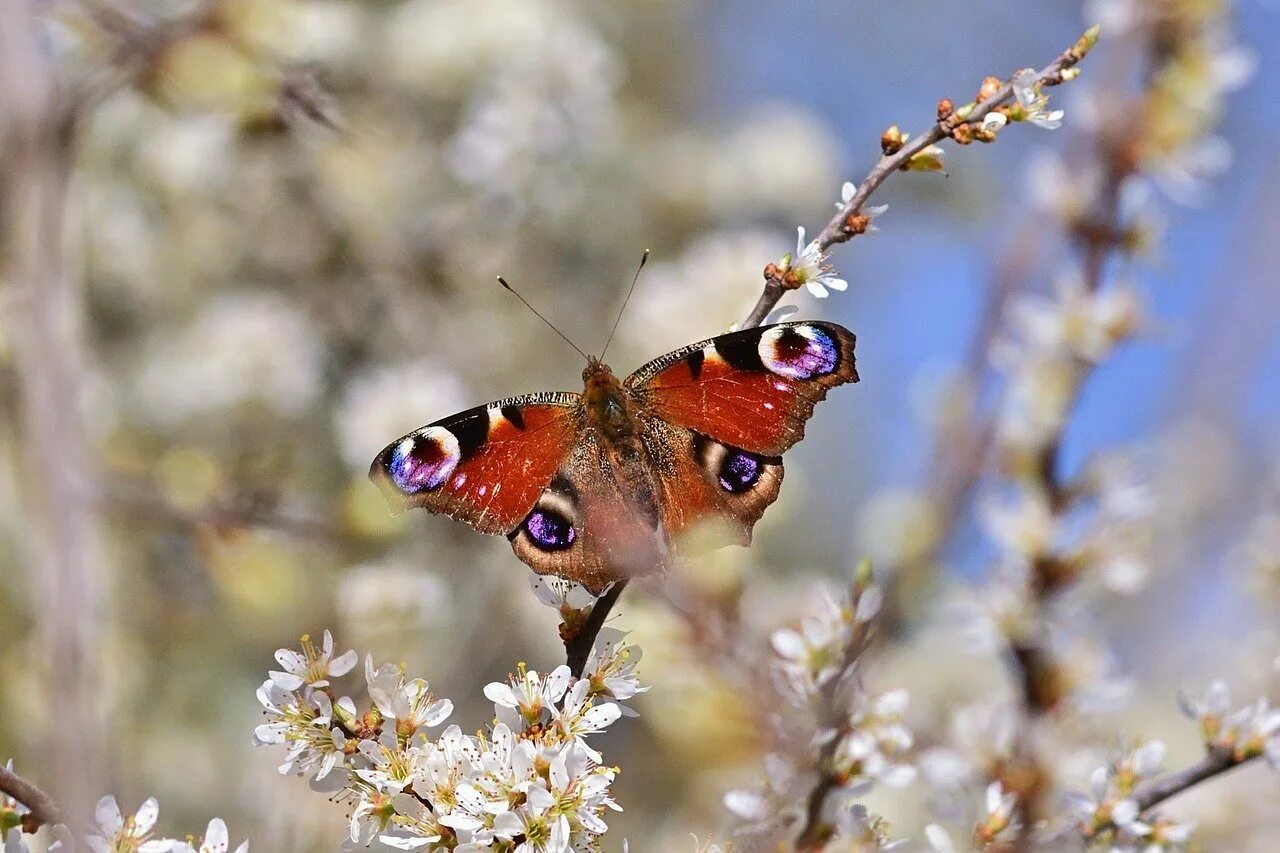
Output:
top-left (794, 587), bottom-right (876, 850)
top-left (1133, 748), bottom-right (1253, 813)
top-left (0, 764), bottom-right (64, 831)
top-left (565, 580), bottom-right (629, 677)
top-left (741, 29), bottom-right (1095, 328)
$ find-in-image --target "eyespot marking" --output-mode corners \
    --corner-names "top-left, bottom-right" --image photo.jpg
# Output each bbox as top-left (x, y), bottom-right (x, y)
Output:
top-left (758, 324), bottom-right (838, 379)
top-left (692, 434), bottom-right (769, 495)
top-left (524, 507), bottom-right (576, 551)
top-left (388, 429), bottom-right (460, 494)
top-left (718, 449), bottom-right (763, 494)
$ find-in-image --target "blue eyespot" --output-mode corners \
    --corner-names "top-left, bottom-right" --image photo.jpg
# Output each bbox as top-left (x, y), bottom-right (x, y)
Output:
top-left (525, 508), bottom-right (576, 551)
top-left (389, 429), bottom-right (460, 494)
top-left (718, 450), bottom-right (762, 494)
top-left (759, 325), bottom-right (839, 380)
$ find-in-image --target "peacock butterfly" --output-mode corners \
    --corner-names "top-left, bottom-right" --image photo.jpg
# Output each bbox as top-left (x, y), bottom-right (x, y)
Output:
top-left (370, 320), bottom-right (858, 593)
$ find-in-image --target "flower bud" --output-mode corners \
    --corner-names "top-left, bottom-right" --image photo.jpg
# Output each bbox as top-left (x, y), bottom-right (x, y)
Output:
top-left (1072, 24), bottom-right (1101, 60)
top-left (977, 76), bottom-right (1003, 103)
top-left (937, 98), bottom-right (954, 121)
top-left (881, 125), bottom-right (905, 155)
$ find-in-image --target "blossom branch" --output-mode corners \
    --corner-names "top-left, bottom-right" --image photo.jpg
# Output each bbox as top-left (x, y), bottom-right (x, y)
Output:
top-left (793, 568), bottom-right (880, 850)
top-left (0, 764), bottom-right (63, 831)
top-left (1132, 748), bottom-right (1253, 813)
top-left (794, 616), bottom-right (875, 850)
top-left (564, 579), bottom-right (629, 677)
top-left (742, 26), bottom-right (1098, 328)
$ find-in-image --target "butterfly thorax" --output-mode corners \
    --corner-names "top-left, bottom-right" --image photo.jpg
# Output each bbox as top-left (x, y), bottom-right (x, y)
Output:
top-left (582, 358), bottom-right (638, 443)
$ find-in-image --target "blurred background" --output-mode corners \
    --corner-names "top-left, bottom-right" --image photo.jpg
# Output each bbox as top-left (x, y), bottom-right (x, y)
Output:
top-left (1, 0), bottom-right (1278, 849)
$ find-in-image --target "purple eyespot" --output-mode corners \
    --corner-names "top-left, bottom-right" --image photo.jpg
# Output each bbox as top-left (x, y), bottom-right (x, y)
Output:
top-left (718, 450), bottom-right (762, 494)
top-left (525, 508), bottom-right (576, 551)
top-left (388, 429), bottom-right (460, 494)
top-left (759, 325), bottom-right (838, 380)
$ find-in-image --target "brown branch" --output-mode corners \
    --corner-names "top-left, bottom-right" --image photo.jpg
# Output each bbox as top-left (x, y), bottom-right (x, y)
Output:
top-left (1132, 748), bottom-right (1253, 813)
top-left (0, 764), bottom-right (64, 832)
top-left (794, 587), bottom-right (876, 850)
top-left (564, 580), bottom-right (629, 677)
top-left (742, 28), bottom-right (1095, 328)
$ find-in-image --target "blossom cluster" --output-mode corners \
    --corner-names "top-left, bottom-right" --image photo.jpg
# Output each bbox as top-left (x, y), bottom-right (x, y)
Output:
top-left (1065, 740), bottom-right (1193, 851)
top-left (1, 786), bottom-right (246, 853)
top-left (251, 628), bottom-right (644, 851)
top-left (724, 571), bottom-right (914, 848)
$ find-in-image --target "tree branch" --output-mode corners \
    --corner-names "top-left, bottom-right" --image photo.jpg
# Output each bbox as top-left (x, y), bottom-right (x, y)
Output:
top-left (0, 765), bottom-right (64, 831)
top-left (565, 580), bottom-right (629, 677)
top-left (742, 28), bottom-right (1095, 327)
top-left (1132, 749), bottom-right (1254, 813)
top-left (794, 614), bottom-right (875, 850)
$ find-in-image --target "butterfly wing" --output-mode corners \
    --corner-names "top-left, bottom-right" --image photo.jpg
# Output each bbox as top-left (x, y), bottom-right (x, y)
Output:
top-left (627, 321), bottom-right (858, 455)
top-left (508, 434), bottom-right (668, 594)
top-left (640, 419), bottom-right (785, 548)
top-left (369, 392), bottom-right (583, 536)
top-left (627, 320), bottom-right (856, 545)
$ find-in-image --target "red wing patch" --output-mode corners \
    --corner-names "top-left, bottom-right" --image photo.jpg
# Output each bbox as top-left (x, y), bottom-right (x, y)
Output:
top-left (627, 321), bottom-right (858, 456)
top-left (370, 393), bottom-right (582, 536)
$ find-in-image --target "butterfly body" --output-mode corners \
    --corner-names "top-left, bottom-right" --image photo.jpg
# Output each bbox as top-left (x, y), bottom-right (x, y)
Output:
top-left (371, 321), bottom-right (858, 593)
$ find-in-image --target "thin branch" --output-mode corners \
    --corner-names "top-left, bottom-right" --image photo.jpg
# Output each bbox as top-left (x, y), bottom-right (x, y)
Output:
top-left (0, 764), bottom-right (64, 831)
top-left (565, 580), bottom-right (629, 677)
top-left (1132, 749), bottom-right (1254, 813)
top-left (794, 589), bottom-right (876, 850)
top-left (742, 29), bottom-right (1095, 328)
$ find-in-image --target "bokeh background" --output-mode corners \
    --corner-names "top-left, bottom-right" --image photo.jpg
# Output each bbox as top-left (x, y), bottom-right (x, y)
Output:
top-left (2, 0), bottom-right (1279, 849)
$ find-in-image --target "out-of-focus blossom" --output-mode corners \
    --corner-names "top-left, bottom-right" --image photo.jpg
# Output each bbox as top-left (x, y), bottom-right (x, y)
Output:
top-left (133, 293), bottom-right (325, 424)
top-left (703, 106), bottom-right (841, 220)
top-left (727, 577), bottom-right (906, 847)
top-left (335, 360), bottom-right (470, 470)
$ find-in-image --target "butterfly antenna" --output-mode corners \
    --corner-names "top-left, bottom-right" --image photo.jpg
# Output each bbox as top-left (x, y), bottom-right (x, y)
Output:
top-left (599, 248), bottom-right (650, 361)
top-left (496, 275), bottom-right (590, 361)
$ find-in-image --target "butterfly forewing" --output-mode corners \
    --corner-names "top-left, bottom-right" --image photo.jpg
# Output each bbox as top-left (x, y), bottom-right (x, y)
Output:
top-left (626, 321), bottom-right (858, 456)
top-left (370, 393), bottom-right (582, 536)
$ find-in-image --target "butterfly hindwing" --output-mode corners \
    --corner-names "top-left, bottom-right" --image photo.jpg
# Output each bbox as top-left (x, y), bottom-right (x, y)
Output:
top-left (626, 321), bottom-right (858, 456)
top-left (370, 393), bottom-right (582, 536)
top-left (508, 434), bottom-right (668, 594)
top-left (638, 418), bottom-right (784, 550)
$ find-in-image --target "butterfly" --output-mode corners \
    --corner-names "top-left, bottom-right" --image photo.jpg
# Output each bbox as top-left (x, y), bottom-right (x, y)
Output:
top-left (370, 321), bottom-right (858, 594)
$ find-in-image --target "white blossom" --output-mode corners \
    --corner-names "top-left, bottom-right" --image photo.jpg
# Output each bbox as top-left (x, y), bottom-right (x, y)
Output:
top-left (1012, 69), bottom-right (1065, 129)
top-left (788, 226), bottom-right (847, 299)
top-left (270, 630), bottom-right (358, 690)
